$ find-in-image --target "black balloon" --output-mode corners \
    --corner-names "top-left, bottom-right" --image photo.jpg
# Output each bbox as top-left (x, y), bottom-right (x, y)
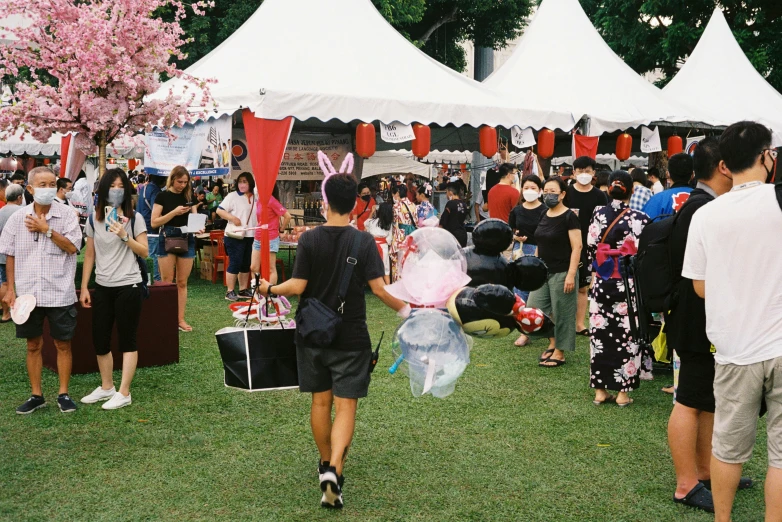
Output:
top-left (463, 219), bottom-right (548, 293)
top-left (446, 286), bottom-right (519, 338)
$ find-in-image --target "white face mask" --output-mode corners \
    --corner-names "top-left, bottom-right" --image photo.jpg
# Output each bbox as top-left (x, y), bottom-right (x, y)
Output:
top-left (522, 189), bottom-right (541, 203)
top-left (576, 173), bottom-right (593, 186)
top-left (32, 187), bottom-right (57, 206)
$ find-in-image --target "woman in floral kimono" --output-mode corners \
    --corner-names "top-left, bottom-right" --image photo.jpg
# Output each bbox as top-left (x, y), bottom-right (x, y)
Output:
top-left (586, 171), bottom-right (651, 407)
top-left (415, 183), bottom-right (438, 226)
top-left (390, 184), bottom-right (418, 282)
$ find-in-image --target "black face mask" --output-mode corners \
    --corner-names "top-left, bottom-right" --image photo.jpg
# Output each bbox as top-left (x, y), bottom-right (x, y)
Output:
top-left (360, 194), bottom-right (371, 202)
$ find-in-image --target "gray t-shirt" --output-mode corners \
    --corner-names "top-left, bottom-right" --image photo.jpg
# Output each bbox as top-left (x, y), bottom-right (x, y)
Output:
top-left (86, 213), bottom-right (147, 287)
top-left (0, 204), bottom-right (23, 264)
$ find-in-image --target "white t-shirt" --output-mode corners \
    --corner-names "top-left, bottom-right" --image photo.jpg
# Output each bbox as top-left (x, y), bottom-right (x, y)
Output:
top-left (219, 191), bottom-right (258, 238)
top-left (86, 214), bottom-right (148, 287)
top-left (652, 181), bottom-right (664, 195)
top-left (682, 184), bottom-right (782, 365)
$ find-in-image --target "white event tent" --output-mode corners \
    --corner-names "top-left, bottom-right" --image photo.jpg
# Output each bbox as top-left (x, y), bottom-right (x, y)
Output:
top-left (158, 0), bottom-right (575, 131)
top-left (484, 0), bottom-right (696, 135)
top-left (663, 8), bottom-right (782, 145)
top-left (0, 129), bottom-right (143, 159)
top-left (362, 151), bottom-right (433, 180)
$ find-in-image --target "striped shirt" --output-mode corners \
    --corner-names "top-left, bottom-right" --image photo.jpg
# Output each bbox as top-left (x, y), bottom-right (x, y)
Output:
top-left (0, 202), bottom-right (82, 307)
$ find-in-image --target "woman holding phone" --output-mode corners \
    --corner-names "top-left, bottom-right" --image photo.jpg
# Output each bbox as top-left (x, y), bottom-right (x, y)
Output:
top-left (80, 169), bottom-right (148, 410)
top-left (151, 166), bottom-right (200, 332)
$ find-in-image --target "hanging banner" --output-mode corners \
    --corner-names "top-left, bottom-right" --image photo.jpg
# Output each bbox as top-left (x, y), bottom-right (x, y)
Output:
top-left (572, 134), bottom-right (599, 159)
top-left (511, 126), bottom-right (536, 149)
top-left (686, 136), bottom-right (705, 155)
top-left (233, 131), bottom-right (351, 181)
top-left (144, 115), bottom-right (233, 177)
top-left (380, 122), bottom-right (415, 144)
top-left (640, 126), bottom-right (662, 153)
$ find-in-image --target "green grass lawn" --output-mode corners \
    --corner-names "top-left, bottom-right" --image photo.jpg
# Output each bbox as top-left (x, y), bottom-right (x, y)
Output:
top-left (0, 274), bottom-right (768, 521)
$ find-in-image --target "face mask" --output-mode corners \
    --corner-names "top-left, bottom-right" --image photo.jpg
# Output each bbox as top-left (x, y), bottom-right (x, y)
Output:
top-left (763, 152), bottom-right (776, 181)
top-left (65, 191), bottom-right (74, 200)
top-left (576, 174), bottom-right (593, 186)
top-left (543, 194), bottom-right (560, 208)
top-left (360, 194), bottom-right (371, 202)
top-left (32, 187), bottom-right (56, 206)
top-left (108, 188), bottom-right (125, 207)
top-left (522, 190), bottom-right (540, 203)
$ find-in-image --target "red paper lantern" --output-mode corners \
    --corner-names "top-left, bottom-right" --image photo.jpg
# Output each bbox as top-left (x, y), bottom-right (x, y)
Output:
top-left (128, 158), bottom-right (137, 170)
top-left (43, 158), bottom-right (50, 165)
top-left (355, 123), bottom-right (376, 159)
top-left (537, 128), bottom-right (555, 159)
top-left (479, 126), bottom-right (498, 158)
top-left (0, 157), bottom-right (17, 171)
top-left (616, 133), bottom-right (632, 161)
top-left (460, 163), bottom-right (467, 173)
top-left (668, 135), bottom-right (683, 157)
top-left (412, 124), bottom-right (431, 159)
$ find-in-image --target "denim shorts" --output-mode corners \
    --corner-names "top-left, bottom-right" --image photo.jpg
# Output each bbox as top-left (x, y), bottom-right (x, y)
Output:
top-left (252, 237), bottom-right (280, 253)
top-left (0, 263), bottom-right (6, 284)
top-left (156, 227), bottom-right (196, 259)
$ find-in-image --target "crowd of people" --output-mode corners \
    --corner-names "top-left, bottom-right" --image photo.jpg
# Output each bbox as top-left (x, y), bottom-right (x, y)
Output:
top-left (1, 121), bottom-right (780, 518)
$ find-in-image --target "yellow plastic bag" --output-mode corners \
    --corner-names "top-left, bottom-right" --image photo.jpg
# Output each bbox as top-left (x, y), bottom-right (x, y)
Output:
top-left (652, 323), bottom-right (670, 363)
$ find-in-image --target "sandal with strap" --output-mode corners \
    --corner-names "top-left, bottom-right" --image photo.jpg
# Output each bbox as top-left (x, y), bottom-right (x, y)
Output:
top-left (673, 483), bottom-right (714, 513)
top-left (593, 395), bottom-right (617, 406)
top-left (538, 348), bottom-right (555, 362)
top-left (539, 358), bottom-right (566, 368)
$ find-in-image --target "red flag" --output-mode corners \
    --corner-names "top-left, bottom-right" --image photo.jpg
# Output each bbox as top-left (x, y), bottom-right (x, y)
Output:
top-left (241, 110), bottom-right (294, 280)
top-left (572, 134), bottom-right (599, 160)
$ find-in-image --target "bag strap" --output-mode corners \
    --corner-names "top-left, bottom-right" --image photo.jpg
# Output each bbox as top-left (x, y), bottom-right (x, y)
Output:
top-left (245, 195), bottom-right (254, 226)
top-left (141, 185), bottom-right (153, 211)
top-left (336, 228), bottom-right (361, 313)
top-left (600, 208), bottom-right (630, 244)
top-left (402, 201), bottom-right (418, 229)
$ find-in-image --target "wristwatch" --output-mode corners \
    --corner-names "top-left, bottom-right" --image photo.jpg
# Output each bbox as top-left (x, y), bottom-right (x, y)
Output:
top-left (121, 234), bottom-right (129, 243)
top-left (45, 227), bottom-right (53, 239)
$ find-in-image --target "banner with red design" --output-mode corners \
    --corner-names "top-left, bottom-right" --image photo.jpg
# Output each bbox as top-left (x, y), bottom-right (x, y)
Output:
top-left (233, 131), bottom-right (351, 180)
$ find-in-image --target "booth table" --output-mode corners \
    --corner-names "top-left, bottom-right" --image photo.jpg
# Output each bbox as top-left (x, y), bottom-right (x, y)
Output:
top-left (42, 284), bottom-right (179, 375)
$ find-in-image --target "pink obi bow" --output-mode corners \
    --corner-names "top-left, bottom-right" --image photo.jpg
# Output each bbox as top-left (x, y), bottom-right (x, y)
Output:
top-left (593, 241), bottom-right (637, 280)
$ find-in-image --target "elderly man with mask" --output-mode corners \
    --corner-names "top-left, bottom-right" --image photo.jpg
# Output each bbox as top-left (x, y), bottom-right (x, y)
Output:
top-left (0, 184), bottom-right (25, 322)
top-left (0, 167), bottom-right (82, 415)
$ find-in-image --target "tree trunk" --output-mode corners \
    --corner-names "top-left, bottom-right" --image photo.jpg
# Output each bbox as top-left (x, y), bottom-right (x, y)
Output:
top-left (98, 132), bottom-right (107, 178)
top-left (416, 5), bottom-right (459, 46)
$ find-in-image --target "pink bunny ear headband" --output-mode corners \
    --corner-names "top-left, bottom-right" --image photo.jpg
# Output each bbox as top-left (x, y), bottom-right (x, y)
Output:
top-left (318, 151), bottom-right (354, 207)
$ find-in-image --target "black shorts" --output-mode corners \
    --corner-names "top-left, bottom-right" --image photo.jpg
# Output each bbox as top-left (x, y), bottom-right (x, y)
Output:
top-left (16, 305), bottom-right (78, 341)
top-left (296, 324), bottom-right (373, 398)
top-left (676, 351), bottom-right (716, 413)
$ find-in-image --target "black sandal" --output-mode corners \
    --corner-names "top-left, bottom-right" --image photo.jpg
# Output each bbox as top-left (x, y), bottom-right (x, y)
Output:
top-left (576, 329), bottom-right (590, 336)
top-left (539, 358), bottom-right (566, 368)
top-left (673, 483), bottom-right (714, 513)
top-left (700, 478), bottom-right (753, 490)
top-left (538, 348), bottom-right (555, 362)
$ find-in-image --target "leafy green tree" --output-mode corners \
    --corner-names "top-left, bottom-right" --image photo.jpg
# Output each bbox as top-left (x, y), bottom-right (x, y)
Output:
top-left (580, 0), bottom-right (782, 91)
top-left (177, 0), bottom-right (534, 72)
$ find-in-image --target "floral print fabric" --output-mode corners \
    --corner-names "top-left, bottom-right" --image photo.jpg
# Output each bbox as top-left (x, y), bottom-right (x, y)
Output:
top-left (587, 200), bottom-right (652, 392)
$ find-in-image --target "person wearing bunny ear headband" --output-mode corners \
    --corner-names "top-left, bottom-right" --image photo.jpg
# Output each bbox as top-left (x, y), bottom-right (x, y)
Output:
top-left (256, 151), bottom-right (409, 510)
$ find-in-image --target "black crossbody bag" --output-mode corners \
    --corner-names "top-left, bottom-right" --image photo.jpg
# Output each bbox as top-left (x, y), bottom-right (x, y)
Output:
top-left (296, 229), bottom-right (361, 348)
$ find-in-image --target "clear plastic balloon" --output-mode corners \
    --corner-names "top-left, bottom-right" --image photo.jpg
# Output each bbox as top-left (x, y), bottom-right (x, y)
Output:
top-left (390, 309), bottom-right (472, 398)
top-left (386, 227), bottom-right (470, 307)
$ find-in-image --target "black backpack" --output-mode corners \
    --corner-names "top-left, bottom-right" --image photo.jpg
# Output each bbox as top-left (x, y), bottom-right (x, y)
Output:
top-left (635, 212), bottom-right (679, 314)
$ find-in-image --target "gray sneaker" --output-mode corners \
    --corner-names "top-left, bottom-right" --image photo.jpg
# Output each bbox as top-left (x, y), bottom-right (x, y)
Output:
top-left (225, 291), bottom-right (239, 302)
top-left (16, 395), bottom-right (46, 415)
top-left (237, 288), bottom-right (254, 299)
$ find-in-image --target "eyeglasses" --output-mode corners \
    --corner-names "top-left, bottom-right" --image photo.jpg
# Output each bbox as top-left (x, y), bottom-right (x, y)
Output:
top-left (761, 149), bottom-right (779, 159)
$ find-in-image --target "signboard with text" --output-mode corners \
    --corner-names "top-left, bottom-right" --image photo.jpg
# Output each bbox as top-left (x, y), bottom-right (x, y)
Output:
top-left (144, 115), bottom-right (233, 177)
top-left (233, 131), bottom-right (352, 181)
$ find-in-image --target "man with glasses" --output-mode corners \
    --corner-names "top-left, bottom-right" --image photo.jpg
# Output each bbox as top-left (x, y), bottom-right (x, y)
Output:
top-left (682, 121), bottom-right (782, 522)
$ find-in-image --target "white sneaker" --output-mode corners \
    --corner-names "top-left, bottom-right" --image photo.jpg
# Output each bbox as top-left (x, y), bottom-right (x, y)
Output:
top-left (102, 392), bottom-right (132, 410)
top-left (81, 386), bottom-right (116, 404)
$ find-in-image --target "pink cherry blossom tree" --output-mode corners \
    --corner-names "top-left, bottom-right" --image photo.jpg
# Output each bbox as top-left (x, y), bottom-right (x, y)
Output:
top-left (0, 0), bottom-right (215, 176)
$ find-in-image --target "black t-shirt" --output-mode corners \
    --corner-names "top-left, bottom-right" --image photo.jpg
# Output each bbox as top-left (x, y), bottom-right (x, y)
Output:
top-left (154, 190), bottom-right (190, 227)
top-left (534, 210), bottom-right (581, 274)
top-left (565, 186), bottom-right (608, 257)
top-left (292, 226), bottom-right (384, 328)
top-left (508, 204), bottom-right (546, 245)
top-left (439, 199), bottom-right (469, 247)
top-left (666, 188), bottom-right (715, 354)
